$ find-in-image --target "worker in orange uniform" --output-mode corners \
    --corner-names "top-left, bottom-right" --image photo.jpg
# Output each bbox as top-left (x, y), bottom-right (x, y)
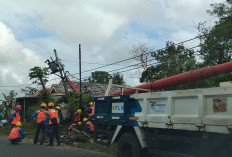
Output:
top-left (32, 103), bottom-right (49, 145)
top-left (83, 118), bottom-right (94, 134)
top-left (72, 109), bottom-right (82, 123)
top-left (68, 122), bottom-right (82, 131)
top-left (56, 106), bottom-right (62, 122)
top-left (9, 122), bottom-right (26, 144)
top-left (45, 102), bottom-right (60, 146)
top-left (88, 102), bottom-right (94, 117)
top-left (9, 104), bottom-right (21, 127)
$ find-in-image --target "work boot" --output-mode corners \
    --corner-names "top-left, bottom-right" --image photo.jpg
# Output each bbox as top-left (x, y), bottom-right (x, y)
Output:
top-left (40, 142), bottom-right (43, 145)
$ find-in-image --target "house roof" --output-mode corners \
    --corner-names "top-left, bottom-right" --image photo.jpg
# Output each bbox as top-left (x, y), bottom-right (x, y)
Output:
top-left (59, 81), bottom-right (121, 97)
top-left (30, 81), bottom-right (122, 98)
top-left (31, 88), bottom-right (52, 97)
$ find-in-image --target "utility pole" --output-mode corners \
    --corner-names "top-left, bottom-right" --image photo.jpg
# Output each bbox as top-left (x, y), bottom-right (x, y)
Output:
top-left (79, 44), bottom-right (82, 110)
top-left (54, 49), bottom-right (69, 97)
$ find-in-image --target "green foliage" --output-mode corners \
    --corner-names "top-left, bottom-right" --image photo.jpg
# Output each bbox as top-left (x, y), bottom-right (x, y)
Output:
top-left (67, 93), bottom-right (93, 112)
top-left (55, 95), bottom-right (68, 104)
top-left (37, 90), bottom-right (54, 104)
top-left (140, 41), bottom-right (196, 84)
top-left (29, 66), bottom-right (49, 90)
top-left (112, 73), bottom-right (125, 85)
top-left (198, 0), bottom-right (232, 66)
top-left (26, 103), bottom-right (40, 122)
top-left (195, 0), bottom-right (232, 87)
top-left (139, 1), bottom-right (232, 89)
top-left (88, 71), bottom-right (125, 85)
top-left (88, 71), bottom-right (111, 84)
top-left (1, 90), bottom-right (17, 118)
top-left (21, 86), bottom-right (38, 96)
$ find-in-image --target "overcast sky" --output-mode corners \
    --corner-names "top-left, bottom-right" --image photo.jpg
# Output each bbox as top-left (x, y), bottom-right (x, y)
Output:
top-left (0, 0), bottom-right (224, 99)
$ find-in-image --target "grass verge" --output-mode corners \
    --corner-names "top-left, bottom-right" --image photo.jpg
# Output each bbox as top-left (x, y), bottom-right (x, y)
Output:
top-left (0, 122), bottom-right (117, 155)
top-left (76, 142), bottom-right (117, 155)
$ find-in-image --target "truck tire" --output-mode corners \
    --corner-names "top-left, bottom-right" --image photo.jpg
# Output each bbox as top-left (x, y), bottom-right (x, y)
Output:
top-left (117, 132), bottom-right (142, 157)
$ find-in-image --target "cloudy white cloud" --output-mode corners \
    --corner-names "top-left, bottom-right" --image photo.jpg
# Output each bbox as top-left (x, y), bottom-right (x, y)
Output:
top-left (0, 0), bottom-right (226, 98)
top-left (0, 21), bottom-right (55, 98)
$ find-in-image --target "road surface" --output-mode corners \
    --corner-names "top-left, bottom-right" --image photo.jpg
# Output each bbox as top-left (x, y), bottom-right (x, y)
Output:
top-left (0, 137), bottom-right (115, 157)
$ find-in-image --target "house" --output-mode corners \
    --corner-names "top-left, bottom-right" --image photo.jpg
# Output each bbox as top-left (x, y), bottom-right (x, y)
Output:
top-left (60, 80), bottom-right (121, 97)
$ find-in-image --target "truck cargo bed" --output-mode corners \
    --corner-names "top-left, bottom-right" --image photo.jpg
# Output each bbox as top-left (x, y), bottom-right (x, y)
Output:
top-left (133, 86), bottom-right (232, 134)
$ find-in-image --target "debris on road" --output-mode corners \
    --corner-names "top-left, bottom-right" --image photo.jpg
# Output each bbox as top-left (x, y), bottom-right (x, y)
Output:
top-left (61, 127), bottom-right (93, 145)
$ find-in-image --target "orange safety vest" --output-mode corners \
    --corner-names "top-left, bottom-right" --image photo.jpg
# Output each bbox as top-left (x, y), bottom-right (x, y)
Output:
top-left (73, 112), bottom-right (81, 122)
top-left (9, 127), bottom-right (20, 139)
top-left (86, 121), bottom-right (94, 131)
top-left (48, 109), bottom-right (59, 124)
top-left (36, 109), bottom-right (47, 123)
top-left (68, 123), bottom-right (76, 130)
top-left (11, 111), bottom-right (21, 125)
top-left (89, 106), bottom-right (94, 117)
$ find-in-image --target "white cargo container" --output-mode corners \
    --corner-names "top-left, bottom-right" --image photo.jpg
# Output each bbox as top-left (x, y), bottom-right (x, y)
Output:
top-left (133, 86), bottom-right (232, 134)
top-left (93, 85), bottom-right (232, 157)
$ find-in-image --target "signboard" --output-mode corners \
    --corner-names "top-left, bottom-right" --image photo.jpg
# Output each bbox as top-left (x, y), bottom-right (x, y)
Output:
top-left (112, 102), bottom-right (124, 113)
top-left (213, 98), bottom-right (227, 112)
top-left (151, 102), bottom-right (166, 114)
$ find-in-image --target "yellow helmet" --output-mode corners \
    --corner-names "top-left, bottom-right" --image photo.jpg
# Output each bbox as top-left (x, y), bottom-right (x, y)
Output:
top-left (41, 103), bottom-right (47, 107)
top-left (16, 122), bottom-right (22, 127)
top-left (56, 106), bottom-right (60, 110)
top-left (78, 122), bottom-right (82, 125)
top-left (48, 102), bottom-right (54, 107)
top-left (83, 118), bottom-right (88, 122)
top-left (89, 102), bottom-right (93, 106)
top-left (77, 109), bottom-right (82, 114)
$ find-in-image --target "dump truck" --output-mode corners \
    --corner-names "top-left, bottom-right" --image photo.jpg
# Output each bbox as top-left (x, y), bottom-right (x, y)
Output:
top-left (93, 61), bottom-right (232, 157)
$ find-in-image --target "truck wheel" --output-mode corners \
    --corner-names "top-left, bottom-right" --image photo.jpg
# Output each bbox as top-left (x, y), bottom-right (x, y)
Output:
top-left (117, 133), bottom-right (142, 157)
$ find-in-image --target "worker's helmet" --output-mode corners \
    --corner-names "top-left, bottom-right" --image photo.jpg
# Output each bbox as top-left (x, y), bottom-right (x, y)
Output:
top-left (78, 122), bottom-right (82, 126)
top-left (56, 106), bottom-right (61, 110)
top-left (48, 102), bottom-right (54, 107)
top-left (89, 102), bottom-right (93, 106)
top-left (16, 122), bottom-right (22, 127)
top-left (16, 105), bottom-right (21, 110)
top-left (83, 118), bottom-right (88, 122)
top-left (77, 109), bottom-right (82, 114)
top-left (41, 103), bottom-right (47, 108)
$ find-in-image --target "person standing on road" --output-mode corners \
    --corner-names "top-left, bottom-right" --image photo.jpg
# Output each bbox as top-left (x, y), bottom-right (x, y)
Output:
top-left (9, 122), bottom-right (26, 144)
top-left (32, 103), bottom-right (49, 145)
top-left (9, 105), bottom-right (21, 127)
top-left (45, 102), bottom-right (60, 146)
top-left (55, 106), bottom-right (62, 122)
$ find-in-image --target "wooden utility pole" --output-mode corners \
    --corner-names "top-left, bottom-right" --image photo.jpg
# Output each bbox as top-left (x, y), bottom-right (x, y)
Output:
top-left (54, 49), bottom-right (69, 97)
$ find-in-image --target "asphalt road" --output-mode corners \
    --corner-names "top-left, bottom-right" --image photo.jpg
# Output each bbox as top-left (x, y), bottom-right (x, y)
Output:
top-left (0, 137), bottom-right (115, 157)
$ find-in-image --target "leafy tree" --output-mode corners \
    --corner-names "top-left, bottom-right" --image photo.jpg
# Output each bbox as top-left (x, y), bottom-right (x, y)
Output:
top-left (112, 73), bottom-right (125, 85)
top-left (140, 41), bottom-right (196, 83)
top-left (196, 0), bottom-right (232, 86)
top-left (88, 71), bottom-right (111, 84)
top-left (29, 66), bottom-right (49, 90)
top-left (21, 86), bottom-right (38, 96)
top-left (198, 0), bottom-right (232, 66)
top-left (2, 90), bottom-right (17, 118)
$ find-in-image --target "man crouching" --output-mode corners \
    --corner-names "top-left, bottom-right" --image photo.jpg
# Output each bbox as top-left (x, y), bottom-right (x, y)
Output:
top-left (9, 122), bottom-right (26, 144)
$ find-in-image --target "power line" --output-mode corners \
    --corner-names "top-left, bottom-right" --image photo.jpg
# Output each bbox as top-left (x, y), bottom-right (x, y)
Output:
top-left (61, 59), bottom-right (129, 67)
top-left (71, 44), bottom-right (201, 80)
top-left (74, 35), bottom-right (202, 75)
